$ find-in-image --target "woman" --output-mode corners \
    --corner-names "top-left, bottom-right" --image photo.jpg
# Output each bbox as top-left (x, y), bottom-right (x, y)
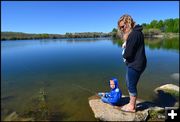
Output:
top-left (118, 14), bottom-right (147, 112)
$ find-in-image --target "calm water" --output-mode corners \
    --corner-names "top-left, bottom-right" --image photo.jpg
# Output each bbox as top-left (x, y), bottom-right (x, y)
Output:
top-left (1, 38), bottom-right (179, 121)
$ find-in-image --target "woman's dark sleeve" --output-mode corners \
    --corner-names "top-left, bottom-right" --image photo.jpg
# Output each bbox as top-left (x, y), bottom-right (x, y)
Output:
top-left (123, 32), bottom-right (139, 62)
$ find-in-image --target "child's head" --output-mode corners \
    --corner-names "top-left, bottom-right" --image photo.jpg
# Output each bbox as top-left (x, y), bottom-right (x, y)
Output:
top-left (109, 78), bottom-right (119, 89)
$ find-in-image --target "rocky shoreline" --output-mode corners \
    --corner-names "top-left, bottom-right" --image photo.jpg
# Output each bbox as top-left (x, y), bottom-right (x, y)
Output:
top-left (89, 84), bottom-right (179, 121)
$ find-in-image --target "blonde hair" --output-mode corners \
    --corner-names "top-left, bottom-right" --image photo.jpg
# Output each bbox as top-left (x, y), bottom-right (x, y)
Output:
top-left (117, 14), bottom-right (136, 30)
top-left (117, 14), bottom-right (136, 40)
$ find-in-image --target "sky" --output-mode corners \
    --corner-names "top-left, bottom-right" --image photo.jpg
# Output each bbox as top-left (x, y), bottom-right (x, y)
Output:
top-left (1, 1), bottom-right (179, 34)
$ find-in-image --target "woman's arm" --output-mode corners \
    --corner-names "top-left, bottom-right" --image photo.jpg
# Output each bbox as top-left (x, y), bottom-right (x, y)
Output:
top-left (123, 32), bottom-right (140, 62)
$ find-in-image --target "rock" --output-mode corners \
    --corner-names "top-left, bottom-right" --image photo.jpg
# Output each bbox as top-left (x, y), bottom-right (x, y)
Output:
top-left (4, 112), bottom-right (19, 121)
top-left (4, 112), bottom-right (34, 121)
top-left (88, 95), bottom-right (164, 121)
top-left (89, 98), bottom-right (136, 121)
top-left (148, 107), bottom-right (165, 121)
top-left (153, 35), bottom-right (164, 38)
top-left (154, 84), bottom-right (179, 97)
top-left (174, 102), bottom-right (179, 107)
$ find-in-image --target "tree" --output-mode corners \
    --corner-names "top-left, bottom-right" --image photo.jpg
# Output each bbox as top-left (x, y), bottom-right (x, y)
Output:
top-left (164, 19), bottom-right (174, 32)
top-left (111, 28), bottom-right (118, 38)
top-left (157, 20), bottom-right (165, 31)
top-left (142, 23), bottom-right (147, 28)
top-left (173, 18), bottom-right (179, 33)
top-left (150, 20), bottom-right (158, 28)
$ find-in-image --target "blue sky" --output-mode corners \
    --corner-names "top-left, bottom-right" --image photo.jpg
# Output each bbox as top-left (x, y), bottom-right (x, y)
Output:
top-left (1, 1), bottom-right (179, 34)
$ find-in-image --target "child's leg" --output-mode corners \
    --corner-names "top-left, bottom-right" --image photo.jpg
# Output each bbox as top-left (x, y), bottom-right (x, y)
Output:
top-left (101, 97), bottom-right (109, 104)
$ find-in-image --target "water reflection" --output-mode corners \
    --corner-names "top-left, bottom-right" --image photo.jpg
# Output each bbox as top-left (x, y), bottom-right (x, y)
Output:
top-left (112, 37), bottom-right (179, 52)
top-left (39, 37), bottom-right (112, 43)
top-left (145, 37), bottom-right (179, 51)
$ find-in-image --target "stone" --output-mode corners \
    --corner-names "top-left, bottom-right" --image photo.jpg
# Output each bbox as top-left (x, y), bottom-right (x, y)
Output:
top-left (4, 112), bottom-right (19, 121)
top-left (4, 111), bottom-right (34, 121)
top-left (154, 84), bottom-right (179, 97)
top-left (88, 95), bottom-right (164, 121)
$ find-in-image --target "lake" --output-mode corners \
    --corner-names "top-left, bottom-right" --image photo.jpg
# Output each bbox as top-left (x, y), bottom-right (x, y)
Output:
top-left (1, 37), bottom-right (179, 121)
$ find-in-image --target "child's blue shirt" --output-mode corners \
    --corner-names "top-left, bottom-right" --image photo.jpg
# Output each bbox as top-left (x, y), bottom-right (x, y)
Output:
top-left (104, 88), bottom-right (122, 105)
top-left (101, 78), bottom-right (122, 105)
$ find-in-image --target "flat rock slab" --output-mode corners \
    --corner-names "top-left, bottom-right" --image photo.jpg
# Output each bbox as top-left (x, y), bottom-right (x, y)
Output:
top-left (89, 95), bottom-right (164, 121)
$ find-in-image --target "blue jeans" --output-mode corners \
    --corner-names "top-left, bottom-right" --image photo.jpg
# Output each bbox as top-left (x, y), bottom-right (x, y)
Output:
top-left (126, 67), bottom-right (143, 96)
top-left (101, 97), bottom-right (115, 105)
top-left (101, 97), bottom-right (110, 104)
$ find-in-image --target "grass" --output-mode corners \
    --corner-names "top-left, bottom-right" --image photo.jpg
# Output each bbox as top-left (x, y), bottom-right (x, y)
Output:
top-left (162, 89), bottom-right (179, 98)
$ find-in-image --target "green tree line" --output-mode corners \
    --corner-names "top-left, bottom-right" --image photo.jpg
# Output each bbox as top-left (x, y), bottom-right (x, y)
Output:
top-left (142, 18), bottom-right (179, 33)
top-left (1, 32), bottom-right (110, 41)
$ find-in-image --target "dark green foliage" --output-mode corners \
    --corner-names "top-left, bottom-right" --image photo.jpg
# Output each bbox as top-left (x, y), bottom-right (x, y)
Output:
top-left (143, 18), bottom-right (179, 33)
top-left (111, 28), bottom-right (118, 38)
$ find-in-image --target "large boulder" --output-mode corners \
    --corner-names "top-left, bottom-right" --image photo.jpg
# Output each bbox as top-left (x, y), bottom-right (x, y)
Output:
top-left (154, 84), bottom-right (179, 107)
top-left (154, 84), bottom-right (179, 97)
top-left (88, 95), bottom-right (164, 121)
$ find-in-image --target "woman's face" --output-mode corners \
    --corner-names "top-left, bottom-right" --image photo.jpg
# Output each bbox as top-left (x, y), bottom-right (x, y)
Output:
top-left (119, 21), bottom-right (131, 34)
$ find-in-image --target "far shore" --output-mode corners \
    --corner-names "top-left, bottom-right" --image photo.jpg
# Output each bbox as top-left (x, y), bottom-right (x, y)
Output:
top-left (1, 32), bottom-right (179, 41)
top-left (144, 32), bottom-right (179, 38)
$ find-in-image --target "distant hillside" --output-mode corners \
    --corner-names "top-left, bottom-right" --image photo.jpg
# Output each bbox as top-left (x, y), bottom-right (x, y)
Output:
top-left (1, 32), bottom-right (66, 40)
top-left (1, 32), bottom-right (111, 41)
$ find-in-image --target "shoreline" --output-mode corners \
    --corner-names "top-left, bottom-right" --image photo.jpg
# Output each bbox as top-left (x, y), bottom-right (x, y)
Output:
top-left (1, 31), bottom-right (179, 41)
top-left (144, 33), bottom-right (179, 38)
top-left (1, 34), bottom-right (179, 41)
